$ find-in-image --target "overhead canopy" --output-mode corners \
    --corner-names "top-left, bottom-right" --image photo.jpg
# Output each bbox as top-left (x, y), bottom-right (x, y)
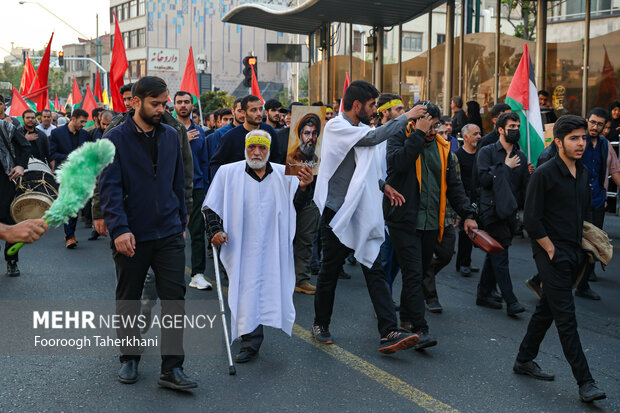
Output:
top-left (222, 0), bottom-right (444, 35)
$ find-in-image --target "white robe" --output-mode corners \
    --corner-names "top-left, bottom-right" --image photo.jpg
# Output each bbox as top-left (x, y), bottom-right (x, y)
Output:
top-left (203, 161), bottom-right (298, 342)
top-left (314, 114), bottom-right (385, 268)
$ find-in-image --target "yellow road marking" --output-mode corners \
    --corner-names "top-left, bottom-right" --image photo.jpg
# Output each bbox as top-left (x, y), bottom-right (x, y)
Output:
top-left (189, 267), bottom-right (459, 413)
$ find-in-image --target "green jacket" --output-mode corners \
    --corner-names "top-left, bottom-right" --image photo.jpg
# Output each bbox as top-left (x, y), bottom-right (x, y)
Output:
top-left (91, 110), bottom-right (194, 220)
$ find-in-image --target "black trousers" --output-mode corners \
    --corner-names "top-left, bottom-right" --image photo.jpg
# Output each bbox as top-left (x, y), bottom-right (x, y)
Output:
top-left (241, 324), bottom-right (264, 352)
top-left (455, 227), bottom-right (474, 270)
top-left (577, 205), bottom-right (605, 292)
top-left (517, 251), bottom-right (593, 386)
top-left (293, 203), bottom-right (320, 285)
top-left (314, 208), bottom-right (397, 337)
top-left (389, 226), bottom-right (437, 333)
top-left (113, 233), bottom-right (186, 372)
top-left (477, 220), bottom-right (517, 304)
top-left (188, 188), bottom-right (207, 275)
top-left (423, 224), bottom-right (456, 302)
top-left (0, 173), bottom-right (17, 262)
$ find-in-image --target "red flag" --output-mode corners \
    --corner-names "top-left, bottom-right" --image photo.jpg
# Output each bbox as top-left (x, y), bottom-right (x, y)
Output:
top-left (596, 45), bottom-right (618, 106)
top-left (22, 85), bottom-right (50, 101)
top-left (81, 86), bottom-right (99, 125)
top-left (342, 72), bottom-right (350, 101)
top-left (180, 46), bottom-right (200, 99)
top-left (72, 77), bottom-right (83, 105)
top-left (54, 94), bottom-right (60, 111)
top-left (19, 54), bottom-right (37, 95)
top-left (32, 33), bottom-right (54, 111)
top-left (94, 69), bottom-right (103, 102)
top-left (9, 87), bottom-right (32, 118)
top-left (110, 12), bottom-right (128, 112)
top-left (250, 65), bottom-right (264, 104)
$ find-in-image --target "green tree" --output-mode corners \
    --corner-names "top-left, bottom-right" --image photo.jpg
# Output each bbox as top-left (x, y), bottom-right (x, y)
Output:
top-left (501, 0), bottom-right (536, 41)
top-left (199, 90), bottom-right (234, 112)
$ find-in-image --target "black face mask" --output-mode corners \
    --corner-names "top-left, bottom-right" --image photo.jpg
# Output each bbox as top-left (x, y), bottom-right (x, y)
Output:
top-left (505, 129), bottom-right (520, 144)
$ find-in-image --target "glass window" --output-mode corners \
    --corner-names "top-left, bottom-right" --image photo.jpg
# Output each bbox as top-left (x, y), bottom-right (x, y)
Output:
top-left (353, 31), bottom-right (362, 53)
top-left (110, 6), bottom-right (116, 23)
top-left (123, 32), bottom-right (129, 49)
top-left (402, 32), bottom-right (423, 52)
top-left (129, 30), bottom-right (137, 49)
top-left (122, 2), bottom-right (129, 20)
top-left (139, 59), bottom-right (146, 77)
top-left (129, 0), bottom-right (137, 18)
top-left (138, 28), bottom-right (146, 47)
top-left (138, 0), bottom-right (146, 16)
top-left (437, 34), bottom-right (446, 45)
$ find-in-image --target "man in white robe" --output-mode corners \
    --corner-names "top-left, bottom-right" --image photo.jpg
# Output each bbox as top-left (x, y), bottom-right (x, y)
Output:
top-left (203, 129), bottom-right (313, 363)
top-left (312, 80), bottom-right (427, 354)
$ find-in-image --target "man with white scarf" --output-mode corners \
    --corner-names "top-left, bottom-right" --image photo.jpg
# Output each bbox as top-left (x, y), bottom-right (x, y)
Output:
top-left (203, 129), bottom-right (313, 363)
top-left (312, 80), bottom-right (427, 354)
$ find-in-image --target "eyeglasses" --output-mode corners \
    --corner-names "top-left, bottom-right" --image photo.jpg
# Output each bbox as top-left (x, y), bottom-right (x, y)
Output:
top-left (588, 119), bottom-right (605, 128)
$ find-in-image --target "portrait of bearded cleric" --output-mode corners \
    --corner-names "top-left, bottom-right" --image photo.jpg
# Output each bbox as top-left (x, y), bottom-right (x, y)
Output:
top-left (285, 108), bottom-right (325, 175)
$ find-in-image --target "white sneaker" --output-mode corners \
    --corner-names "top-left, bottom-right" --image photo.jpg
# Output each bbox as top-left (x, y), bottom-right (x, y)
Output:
top-left (189, 273), bottom-right (213, 290)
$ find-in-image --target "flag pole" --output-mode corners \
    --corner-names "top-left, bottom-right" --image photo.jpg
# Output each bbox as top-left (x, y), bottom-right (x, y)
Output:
top-left (526, 109), bottom-right (531, 161)
top-left (197, 95), bottom-right (204, 128)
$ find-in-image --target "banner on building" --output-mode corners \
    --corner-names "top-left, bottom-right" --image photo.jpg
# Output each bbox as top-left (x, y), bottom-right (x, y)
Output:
top-left (147, 47), bottom-right (180, 72)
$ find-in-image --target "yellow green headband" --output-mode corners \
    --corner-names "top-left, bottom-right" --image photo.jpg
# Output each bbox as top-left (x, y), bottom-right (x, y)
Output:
top-left (245, 135), bottom-right (271, 148)
top-left (326, 107), bottom-right (334, 113)
top-left (378, 99), bottom-right (403, 113)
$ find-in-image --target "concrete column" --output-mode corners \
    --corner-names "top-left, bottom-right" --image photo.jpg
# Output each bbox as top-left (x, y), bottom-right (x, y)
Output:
top-left (582, 0), bottom-right (591, 116)
top-left (321, 23), bottom-right (330, 104)
top-left (443, 0), bottom-right (455, 114)
top-left (535, 0), bottom-right (547, 91)
top-left (374, 27), bottom-right (384, 91)
top-left (426, 6), bottom-right (433, 100)
top-left (459, 0), bottom-right (465, 96)
top-left (398, 22), bottom-right (403, 96)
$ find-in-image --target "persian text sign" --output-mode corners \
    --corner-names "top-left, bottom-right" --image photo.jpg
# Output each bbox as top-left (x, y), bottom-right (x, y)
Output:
top-left (148, 47), bottom-right (180, 72)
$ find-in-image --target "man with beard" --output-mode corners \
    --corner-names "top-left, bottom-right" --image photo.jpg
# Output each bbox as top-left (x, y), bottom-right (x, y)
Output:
top-left (264, 99), bottom-right (282, 130)
top-left (206, 98), bottom-right (244, 174)
top-left (203, 129), bottom-right (313, 363)
top-left (36, 109), bottom-right (56, 137)
top-left (455, 123), bottom-right (481, 276)
top-left (210, 95), bottom-right (281, 177)
top-left (325, 106), bottom-right (335, 120)
top-left (515, 115), bottom-right (606, 404)
top-left (439, 116), bottom-right (459, 152)
top-left (99, 76), bottom-right (197, 391)
top-left (120, 83), bottom-right (134, 112)
top-left (173, 91), bottom-right (212, 291)
top-left (475, 112), bottom-right (529, 316)
top-left (286, 113), bottom-right (321, 169)
top-left (20, 109), bottom-right (50, 165)
top-left (312, 80), bottom-right (422, 353)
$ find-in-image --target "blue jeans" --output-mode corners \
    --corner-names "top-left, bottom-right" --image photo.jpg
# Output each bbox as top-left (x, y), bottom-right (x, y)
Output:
top-left (64, 216), bottom-right (78, 239)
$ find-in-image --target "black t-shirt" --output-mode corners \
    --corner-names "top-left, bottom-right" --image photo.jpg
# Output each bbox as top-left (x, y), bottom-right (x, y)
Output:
top-left (456, 147), bottom-right (475, 195)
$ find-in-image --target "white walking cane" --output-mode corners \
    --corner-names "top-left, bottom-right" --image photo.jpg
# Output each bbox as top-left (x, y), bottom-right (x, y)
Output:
top-left (205, 217), bottom-right (236, 375)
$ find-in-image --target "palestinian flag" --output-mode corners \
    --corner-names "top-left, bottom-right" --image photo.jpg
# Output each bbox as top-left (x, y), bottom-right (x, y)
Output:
top-left (81, 86), bottom-right (99, 128)
top-left (180, 46), bottom-right (200, 105)
top-left (54, 94), bottom-right (60, 112)
top-left (8, 87), bottom-right (36, 125)
top-left (71, 77), bottom-right (83, 109)
top-left (94, 70), bottom-right (104, 103)
top-left (505, 43), bottom-right (545, 166)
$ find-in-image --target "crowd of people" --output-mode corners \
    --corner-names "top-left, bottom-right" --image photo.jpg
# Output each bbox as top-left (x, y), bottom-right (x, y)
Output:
top-left (0, 76), bottom-right (618, 403)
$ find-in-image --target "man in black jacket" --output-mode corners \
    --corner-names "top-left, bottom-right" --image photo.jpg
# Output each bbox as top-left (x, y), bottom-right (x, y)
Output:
top-left (99, 76), bottom-right (197, 391)
top-left (475, 112), bottom-right (529, 316)
top-left (450, 96), bottom-right (468, 137)
top-left (479, 103), bottom-right (511, 149)
top-left (20, 109), bottom-right (50, 165)
top-left (385, 101), bottom-right (477, 349)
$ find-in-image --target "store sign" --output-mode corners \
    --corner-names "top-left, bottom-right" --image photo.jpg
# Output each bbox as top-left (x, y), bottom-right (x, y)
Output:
top-left (147, 48), bottom-right (180, 72)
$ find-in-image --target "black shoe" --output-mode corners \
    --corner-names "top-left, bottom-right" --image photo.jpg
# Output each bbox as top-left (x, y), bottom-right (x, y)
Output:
top-left (459, 266), bottom-right (472, 277)
top-left (312, 324), bottom-right (333, 344)
top-left (234, 347), bottom-right (258, 363)
top-left (513, 360), bottom-right (555, 381)
top-left (399, 320), bottom-right (414, 333)
top-left (6, 260), bottom-right (20, 277)
top-left (413, 331), bottom-right (438, 351)
top-left (525, 278), bottom-right (542, 300)
top-left (426, 300), bottom-right (443, 314)
top-left (470, 267), bottom-right (480, 273)
top-left (118, 360), bottom-right (138, 384)
top-left (575, 288), bottom-right (601, 301)
top-left (346, 254), bottom-right (357, 265)
top-left (378, 331), bottom-right (419, 354)
top-left (476, 295), bottom-right (502, 309)
top-left (507, 301), bottom-right (525, 316)
top-left (88, 230), bottom-right (100, 241)
top-left (339, 269), bottom-right (351, 279)
top-left (158, 367), bottom-right (197, 390)
top-left (579, 381), bottom-right (606, 403)
top-left (490, 289), bottom-right (503, 302)
top-left (589, 272), bottom-right (597, 282)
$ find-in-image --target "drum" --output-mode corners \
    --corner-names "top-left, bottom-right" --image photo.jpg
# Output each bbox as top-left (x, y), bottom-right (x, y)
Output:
top-left (10, 159), bottom-right (59, 223)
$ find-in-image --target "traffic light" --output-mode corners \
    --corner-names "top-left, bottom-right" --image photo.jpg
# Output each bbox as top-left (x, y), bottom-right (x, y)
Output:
top-left (58, 51), bottom-right (64, 66)
top-left (242, 56), bottom-right (257, 88)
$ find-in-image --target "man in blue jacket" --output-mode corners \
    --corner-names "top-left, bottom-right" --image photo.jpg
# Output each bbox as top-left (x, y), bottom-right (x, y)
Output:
top-left (205, 97), bottom-right (244, 179)
top-left (99, 76), bottom-right (197, 391)
top-left (49, 108), bottom-right (91, 248)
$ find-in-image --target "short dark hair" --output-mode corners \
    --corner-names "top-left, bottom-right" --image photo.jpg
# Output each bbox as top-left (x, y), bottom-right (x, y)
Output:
top-left (22, 109), bottom-right (36, 118)
top-left (439, 115), bottom-right (452, 124)
top-left (241, 95), bottom-right (261, 111)
top-left (311, 101), bottom-right (324, 106)
top-left (100, 110), bottom-right (115, 120)
top-left (377, 93), bottom-right (402, 111)
top-left (586, 107), bottom-right (609, 121)
top-left (174, 90), bottom-right (192, 102)
top-left (264, 99), bottom-right (282, 110)
top-left (92, 107), bottom-right (104, 120)
top-left (413, 100), bottom-right (441, 119)
top-left (496, 112), bottom-right (520, 130)
top-left (334, 99), bottom-right (341, 104)
top-left (217, 108), bottom-right (232, 119)
top-left (192, 108), bottom-right (200, 116)
top-left (120, 83), bottom-right (134, 95)
top-left (554, 115), bottom-right (587, 142)
top-left (491, 103), bottom-right (511, 118)
top-left (538, 90), bottom-right (550, 98)
top-left (451, 96), bottom-right (463, 108)
top-left (342, 80), bottom-right (379, 111)
top-left (71, 108), bottom-right (89, 119)
top-left (233, 97), bottom-right (243, 109)
top-left (132, 77), bottom-right (168, 100)
top-left (41, 109), bottom-right (52, 116)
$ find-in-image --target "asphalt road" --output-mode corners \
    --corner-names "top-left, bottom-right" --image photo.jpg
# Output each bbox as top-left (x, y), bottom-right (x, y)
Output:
top-left (1, 216), bottom-right (619, 413)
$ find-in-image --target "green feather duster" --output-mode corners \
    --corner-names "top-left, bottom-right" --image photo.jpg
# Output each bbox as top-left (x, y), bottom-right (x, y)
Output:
top-left (44, 139), bottom-right (116, 226)
top-left (7, 139), bottom-right (115, 256)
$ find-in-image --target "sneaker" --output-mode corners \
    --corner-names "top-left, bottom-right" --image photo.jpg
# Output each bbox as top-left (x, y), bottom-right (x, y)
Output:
top-left (294, 281), bottom-right (316, 295)
top-left (339, 269), bottom-right (351, 279)
top-left (426, 300), bottom-right (443, 314)
top-left (88, 230), bottom-right (100, 241)
top-left (6, 260), bottom-right (20, 277)
top-left (189, 273), bottom-right (213, 290)
top-left (413, 331), bottom-right (438, 351)
top-left (65, 236), bottom-right (78, 249)
top-left (525, 278), bottom-right (542, 300)
top-left (378, 331), bottom-right (419, 354)
top-left (312, 324), bottom-right (333, 344)
top-left (459, 266), bottom-right (471, 277)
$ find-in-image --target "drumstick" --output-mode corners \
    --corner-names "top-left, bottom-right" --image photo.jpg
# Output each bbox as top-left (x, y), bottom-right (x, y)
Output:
top-left (7, 140), bottom-right (115, 256)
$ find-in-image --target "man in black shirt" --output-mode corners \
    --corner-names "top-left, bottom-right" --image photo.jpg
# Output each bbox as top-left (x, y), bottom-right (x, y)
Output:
top-left (450, 96), bottom-right (468, 138)
top-left (514, 115), bottom-right (606, 403)
top-left (455, 123), bottom-right (481, 276)
top-left (20, 109), bottom-right (50, 165)
top-left (475, 113), bottom-right (529, 316)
